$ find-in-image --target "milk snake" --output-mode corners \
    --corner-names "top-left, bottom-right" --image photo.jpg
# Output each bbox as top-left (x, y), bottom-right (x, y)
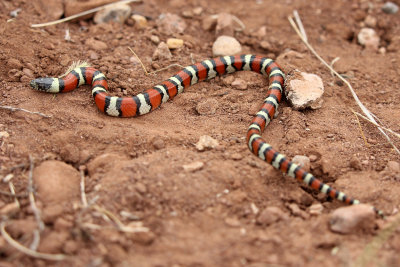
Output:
top-left (30, 54), bottom-right (382, 216)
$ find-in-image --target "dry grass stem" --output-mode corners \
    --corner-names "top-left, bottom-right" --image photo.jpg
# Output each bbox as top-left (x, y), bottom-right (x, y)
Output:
top-left (0, 105), bottom-right (51, 118)
top-left (31, 0), bottom-right (142, 28)
top-left (351, 109), bottom-right (400, 139)
top-left (8, 182), bottom-right (21, 209)
top-left (288, 12), bottom-right (400, 155)
top-left (128, 47), bottom-right (185, 75)
top-left (0, 221), bottom-right (67, 261)
top-left (80, 169), bottom-right (88, 208)
top-left (28, 156), bottom-right (44, 232)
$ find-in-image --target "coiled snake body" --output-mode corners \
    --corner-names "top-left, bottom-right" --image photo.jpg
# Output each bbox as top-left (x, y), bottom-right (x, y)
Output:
top-left (30, 54), bottom-right (381, 215)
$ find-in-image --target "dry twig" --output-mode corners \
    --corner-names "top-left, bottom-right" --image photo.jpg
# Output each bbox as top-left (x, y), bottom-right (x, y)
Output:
top-left (28, 156), bottom-right (44, 233)
top-left (0, 221), bottom-right (67, 261)
top-left (0, 105), bottom-right (51, 118)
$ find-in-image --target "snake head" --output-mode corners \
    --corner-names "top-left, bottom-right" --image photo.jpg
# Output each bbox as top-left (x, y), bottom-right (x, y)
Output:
top-left (30, 78), bottom-right (56, 92)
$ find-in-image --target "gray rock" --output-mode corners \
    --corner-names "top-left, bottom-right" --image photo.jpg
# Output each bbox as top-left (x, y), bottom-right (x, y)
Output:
top-left (382, 2), bottom-right (399, 14)
top-left (93, 3), bottom-right (131, 24)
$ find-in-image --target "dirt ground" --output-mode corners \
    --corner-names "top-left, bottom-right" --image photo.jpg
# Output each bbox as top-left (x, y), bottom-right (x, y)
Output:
top-left (1, 0), bottom-right (400, 266)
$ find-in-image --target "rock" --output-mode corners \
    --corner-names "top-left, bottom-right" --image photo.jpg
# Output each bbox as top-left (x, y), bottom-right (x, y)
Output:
top-left (42, 203), bottom-right (65, 224)
top-left (90, 51), bottom-right (99, 60)
top-left (87, 153), bottom-right (128, 176)
top-left (364, 15), bottom-right (377, 28)
top-left (286, 71), bottom-right (324, 110)
top-left (195, 135), bottom-right (219, 151)
top-left (152, 42), bottom-right (172, 61)
top-left (202, 15), bottom-right (218, 31)
top-left (309, 203), bottom-right (324, 215)
top-left (38, 231), bottom-right (69, 254)
top-left (329, 204), bottom-right (376, 234)
top-left (292, 155), bottom-right (311, 172)
top-left (357, 28), bottom-right (380, 51)
top-left (382, 2), bottom-right (399, 14)
top-left (152, 139), bottom-right (165, 150)
top-left (0, 202), bottom-right (19, 216)
top-left (193, 7), bottom-right (203, 15)
top-left (349, 156), bottom-right (362, 170)
top-left (34, 0), bottom-right (64, 21)
top-left (131, 14), bottom-right (147, 29)
top-left (33, 160), bottom-right (80, 204)
top-left (386, 161), bottom-right (400, 173)
top-left (65, 0), bottom-right (116, 18)
top-left (231, 153), bottom-right (243, 160)
top-left (231, 78), bottom-right (248, 90)
top-left (287, 203), bottom-right (309, 219)
top-left (129, 231), bottom-right (155, 245)
top-left (157, 13), bottom-right (187, 35)
top-left (6, 219), bottom-right (37, 237)
top-left (212, 36), bottom-right (242, 56)
top-left (183, 161), bottom-right (204, 172)
top-left (150, 35), bottom-right (160, 44)
top-left (84, 38), bottom-right (108, 51)
top-left (6, 58), bottom-right (23, 70)
top-left (60, 143), bottom-right (80, 163)
top-left (256, 206), bottom-right (288, 225)
top-left (94, 3), bottom-right (131, 24)
top-left (196, 98), bottom-right (219, 115)
top-left (216, 13), bottom-right (235, 36)
top-left (22, 68), bottom-right (34, 78)
top-left (224, 217), bottom-right (241, 227)
top-left (166, 38), bottom-right (184, 49)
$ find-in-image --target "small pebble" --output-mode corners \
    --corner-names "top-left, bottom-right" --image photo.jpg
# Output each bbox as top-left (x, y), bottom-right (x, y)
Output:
top-left (212, 35), bottom-right (242, 57)
top-left (256, 206), bottom-right (288, 226)
top-left (166, 38), bottom-right (184, 49)
top-left (382, 2), bottom-right (399, 14)
top-left (286, 71), bottom-right (324, 110)
top-left (195, 135), bottom-right (219, 151)
top-left (152, 139), bottom-right (165, 150)
top-left (183, 161), bottom-right (204, 172)
top-left (193, 7), bottom-right (203, 15)
top-left (386, 161), bottom-right (400, 173)
top-left (357, 28), bottom-right (380, 51)
top-left (231, 78), bottom-right (248, 90)
top-left (90, 51), bottom-right (99, 60)
top-left (292, 155), bottom-right (311, 172)
top-left (85, 38), bottom-right (108, 51)
top-left (93, 3), bottom-right (131, 24)
top-left (329, 204), bottom-right (376, 234)
top-left (231, 153), bottom-right (243, 160)
top-left (131, 14), bottom-right (147, 29)
top-left (150, 35), bottom-right (160, 44)
top-left (152, 42), bottom-right (172, 60)
top-left (364, 15), bottom-right (377, 28)
top-left (224, 217), bottom-right (241, 227)
top-left (349, 156), bottom-right (362, 170)
top-left (309, 203), bottom-right (324, 215)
